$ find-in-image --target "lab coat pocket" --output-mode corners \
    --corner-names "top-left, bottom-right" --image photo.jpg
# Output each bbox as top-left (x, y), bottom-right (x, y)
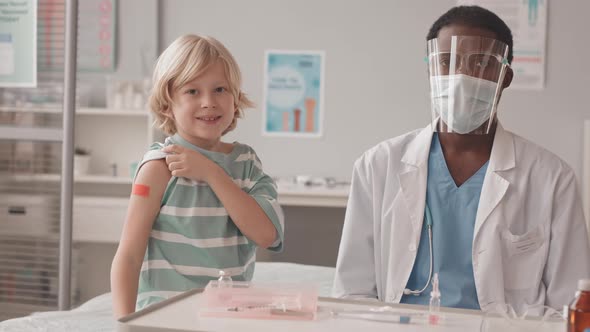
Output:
top-left (501, 224), bottom-right (547, 290)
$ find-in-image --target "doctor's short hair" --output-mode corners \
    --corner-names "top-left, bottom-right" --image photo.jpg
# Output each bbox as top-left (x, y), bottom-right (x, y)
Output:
top-left (148, 34), bottom-right (254, 135)
top-left (426, 5), bottom-right (513, 64)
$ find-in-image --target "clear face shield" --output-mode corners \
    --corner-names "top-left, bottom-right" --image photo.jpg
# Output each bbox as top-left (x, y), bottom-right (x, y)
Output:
top-left (427, 36), bottom-right (510, 134)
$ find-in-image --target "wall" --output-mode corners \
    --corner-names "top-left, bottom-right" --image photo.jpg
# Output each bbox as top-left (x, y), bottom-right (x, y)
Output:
top-left (157, 0), bottom-right (590, 267)
top-left (79, 0), bottom-right (159, 106)
top-left (77, 0), bottom-right (590, 301)
top-left (161, 0), bottom-right (590, 183)
top-left (74, 0), bottom-right (159, 303)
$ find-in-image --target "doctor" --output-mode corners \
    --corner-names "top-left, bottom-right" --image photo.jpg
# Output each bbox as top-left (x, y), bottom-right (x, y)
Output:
top-left (333, 5), bottom-right (590, 314)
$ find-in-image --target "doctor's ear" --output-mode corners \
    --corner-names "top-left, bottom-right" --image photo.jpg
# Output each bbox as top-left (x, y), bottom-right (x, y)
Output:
top-left (502, 66), bottom-right (513, 89)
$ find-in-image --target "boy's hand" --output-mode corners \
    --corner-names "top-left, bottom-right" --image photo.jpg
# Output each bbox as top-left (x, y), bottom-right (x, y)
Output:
top-left (162, 144), bottom-right (219, 182)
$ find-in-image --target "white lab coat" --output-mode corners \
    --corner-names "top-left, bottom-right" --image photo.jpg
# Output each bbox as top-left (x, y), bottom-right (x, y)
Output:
top-left (333, 123), bottom-right (590, 313)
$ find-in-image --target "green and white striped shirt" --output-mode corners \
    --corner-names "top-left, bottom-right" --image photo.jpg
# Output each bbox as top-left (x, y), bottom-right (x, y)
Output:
top-left (135, 134), bottom-right (284, 310)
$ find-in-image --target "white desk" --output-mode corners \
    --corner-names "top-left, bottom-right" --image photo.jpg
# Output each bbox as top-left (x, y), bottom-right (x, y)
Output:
top-left (66, 184), bottom-right (348, 243)
top-left (277, 184), bottom-right (349, 208)
top-left (118, 289), bottom-right (564, 332)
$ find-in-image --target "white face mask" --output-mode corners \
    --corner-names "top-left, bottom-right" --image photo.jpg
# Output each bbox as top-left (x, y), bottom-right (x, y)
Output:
top-left (430, 74), bottom-right (499, 134)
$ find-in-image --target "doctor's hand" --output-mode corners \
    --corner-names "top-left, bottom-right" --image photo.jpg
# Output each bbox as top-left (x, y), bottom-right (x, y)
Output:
top-left (162, 144), bottom-right (220, 183)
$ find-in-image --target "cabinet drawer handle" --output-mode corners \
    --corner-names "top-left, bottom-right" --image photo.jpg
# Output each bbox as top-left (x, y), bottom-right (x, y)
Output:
top-left (8, 206), bottom-right (26, 215)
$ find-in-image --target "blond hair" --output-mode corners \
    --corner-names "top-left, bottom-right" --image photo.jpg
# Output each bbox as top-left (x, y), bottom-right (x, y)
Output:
top-left (149, 35), bottom-right (254, 135)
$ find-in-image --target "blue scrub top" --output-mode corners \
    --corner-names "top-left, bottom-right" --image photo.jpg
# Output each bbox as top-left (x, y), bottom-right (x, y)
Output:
top-left (400, 133), bottom-right (488, 309)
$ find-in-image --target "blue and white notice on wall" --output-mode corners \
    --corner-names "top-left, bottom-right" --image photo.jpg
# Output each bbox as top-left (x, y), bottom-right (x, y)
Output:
top-left (457, 0), bottom-right (548, 90)
top-left (263, 50), bottom-right (325, 137)
top-left (0, 0), bottom-right (37, 87)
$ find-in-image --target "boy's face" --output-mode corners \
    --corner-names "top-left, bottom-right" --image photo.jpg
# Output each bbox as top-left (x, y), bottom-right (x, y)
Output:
top-left (169, 60), bottom-right (236, 144)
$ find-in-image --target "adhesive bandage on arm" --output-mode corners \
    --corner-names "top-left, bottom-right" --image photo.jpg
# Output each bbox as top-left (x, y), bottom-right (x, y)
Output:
top-left (132, 184), bottom-right (150, 197)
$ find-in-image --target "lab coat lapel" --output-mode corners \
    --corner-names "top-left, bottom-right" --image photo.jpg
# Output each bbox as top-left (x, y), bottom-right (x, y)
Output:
top-left (399, 126), bottom-right (433, 234)
top-left (474, 123), bottom-right (515, 239)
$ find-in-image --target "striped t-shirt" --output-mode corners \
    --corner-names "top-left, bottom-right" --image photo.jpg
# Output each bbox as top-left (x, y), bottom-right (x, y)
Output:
top-left (135, 134), bottom-right (285, 310)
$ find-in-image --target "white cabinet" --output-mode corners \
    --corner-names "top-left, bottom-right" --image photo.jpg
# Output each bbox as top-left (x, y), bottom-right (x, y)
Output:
top-left (0, 106), bottom-right (161, 185)
top-left (5, 107), bottom-right (352, 244)
top-left (73, 196), bottom-right (128, 243)
top-left (0, 194), bottom-right (57, 237)
top-left (71, 109), bottom-right (154, 243)
top-left (1, 107), bottom-right (158, 245)
top-left (73, 107), bottom-right (161, 183)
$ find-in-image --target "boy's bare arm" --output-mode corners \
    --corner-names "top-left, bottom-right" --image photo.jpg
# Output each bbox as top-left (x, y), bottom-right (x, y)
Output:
top-left (110, 160), bottom-right (171, 318)
top-left (206, 166), bottom-right (277, 248)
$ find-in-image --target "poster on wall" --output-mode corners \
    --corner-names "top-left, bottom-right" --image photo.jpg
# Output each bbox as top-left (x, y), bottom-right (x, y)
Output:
top-left (0, 0), bottom-right (37, 87)
top-left (37, 0), bottom-right (116, 72)
top-left (457, 0), bottom-right (548, 90)
top-left (262, 50), bottom-right (325, 137)
top-left (77, 0), bottom-right (116, 71)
